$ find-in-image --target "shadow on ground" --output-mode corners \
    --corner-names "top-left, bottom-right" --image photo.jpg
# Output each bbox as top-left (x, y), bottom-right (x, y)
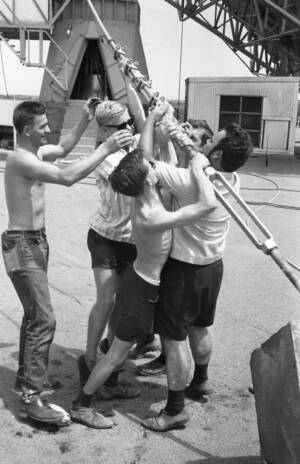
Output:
top-left (1, 341), bottom-right (169, 431)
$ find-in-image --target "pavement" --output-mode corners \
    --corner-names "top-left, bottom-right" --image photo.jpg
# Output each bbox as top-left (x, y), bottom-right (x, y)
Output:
top-left (0, 154), bottom-right (299, 464)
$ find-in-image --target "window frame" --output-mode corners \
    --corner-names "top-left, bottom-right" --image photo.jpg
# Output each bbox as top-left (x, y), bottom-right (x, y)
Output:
top-left (219, 95), bottom-right (263, 148)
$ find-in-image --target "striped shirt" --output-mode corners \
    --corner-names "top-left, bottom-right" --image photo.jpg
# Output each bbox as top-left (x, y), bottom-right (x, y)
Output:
top-left (89, 135), bottom-right (139, 243)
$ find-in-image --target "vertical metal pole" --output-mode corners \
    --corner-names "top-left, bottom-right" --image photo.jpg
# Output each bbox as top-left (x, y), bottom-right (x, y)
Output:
top-left (39, 30), bottom-right (43, 65)
top-left (27, 30), bottom-right (30, 64)
top-left (177, 20), bottom-right (184, 119)
top-left (20, 27), bottom-right (25, 61)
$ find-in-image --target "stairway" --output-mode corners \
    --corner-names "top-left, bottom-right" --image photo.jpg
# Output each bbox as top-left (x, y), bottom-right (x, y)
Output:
top-left (61, 100), bottom-right (98, 160)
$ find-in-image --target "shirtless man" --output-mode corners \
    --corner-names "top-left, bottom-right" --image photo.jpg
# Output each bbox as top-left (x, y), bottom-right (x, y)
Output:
top-left (69, 102), bottom-right (217, 429)
top-left (1, 99), bottom-right (130, 426)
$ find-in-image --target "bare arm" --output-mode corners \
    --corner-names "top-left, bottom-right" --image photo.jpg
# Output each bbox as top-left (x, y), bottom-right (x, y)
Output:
top-left (120, 63), bottom-right (145, 133)
top-left (138, 112), bottom-right (156, 161)
top-left (139, 101), bottom-right (170, 161)
top-left (158, 120), bottom-right (198, 162)
top-left (156, 134), bottom-right (178, 166)
top-left (141, 154), bottom-right (216, 232)
top-left (13, 133), bottom-right (125, 186)
top-left (39, 99), bottom-right (96, 161)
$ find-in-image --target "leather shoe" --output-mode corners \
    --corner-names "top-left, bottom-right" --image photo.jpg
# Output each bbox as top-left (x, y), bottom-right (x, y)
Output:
top-left (142, 408), bottom-right (189, 432)
top-left (70, 404), bottom-right (113, 429)
top-left (95, 382), bottom-right (140, 401)
top-left (137, 358), bottom-right (166, 376)
top-left (129, 335), bottom-right (161, 360)
top-left (20, 395), bottom-right (70, 426)
top-left (12, 378), bottom-right (63, 396)
top-left (185, 380), bottom-right (213, 398)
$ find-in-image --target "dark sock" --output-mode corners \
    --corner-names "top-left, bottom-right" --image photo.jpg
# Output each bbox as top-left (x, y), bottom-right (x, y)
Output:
top-left (192, 363), bottom-right (208, 384)
top-left (165, 389), bottom-right (185, 416)
top-left (156, 353), bottom-right (166, 364)
top-left (73, 390), bottom-right (93, 408)
top-left (143, 333), bottom-right (155, 345)
top-left (104, 371), bottom-right (119, 388)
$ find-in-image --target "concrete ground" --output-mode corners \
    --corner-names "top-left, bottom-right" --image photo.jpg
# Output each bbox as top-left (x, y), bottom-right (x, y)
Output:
top-left (0, 154), bottom-right (299, 464)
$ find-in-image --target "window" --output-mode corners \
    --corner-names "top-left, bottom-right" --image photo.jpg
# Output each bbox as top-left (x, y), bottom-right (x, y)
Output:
top-left (0, 125), bottom-right (13, 150)
top-left (219, 96), bottom-right (263, 147)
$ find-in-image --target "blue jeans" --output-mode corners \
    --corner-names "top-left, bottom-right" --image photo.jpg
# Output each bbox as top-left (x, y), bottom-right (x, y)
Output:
top-left (1, 230), bottom-right (56, 394)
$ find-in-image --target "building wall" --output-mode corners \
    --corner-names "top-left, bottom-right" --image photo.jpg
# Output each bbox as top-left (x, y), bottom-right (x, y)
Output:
top-left (185, 77), bottom-right (300, 155)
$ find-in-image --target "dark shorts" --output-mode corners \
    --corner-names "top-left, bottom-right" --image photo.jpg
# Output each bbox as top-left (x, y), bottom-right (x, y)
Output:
top-left (87, 228), bottom-right (136, 274)
top-left (112, 266), bottom-right (159, 343)
top-left (154, 257), bottom-right (223, 341)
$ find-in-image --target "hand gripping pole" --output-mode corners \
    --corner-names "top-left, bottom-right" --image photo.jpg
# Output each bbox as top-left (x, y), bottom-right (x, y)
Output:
top-left (85, 0), bottom-right (300, 293)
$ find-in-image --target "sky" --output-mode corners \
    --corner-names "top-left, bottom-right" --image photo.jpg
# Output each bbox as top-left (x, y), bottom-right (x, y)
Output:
top-left (0, 0), bottom-right (252, 99)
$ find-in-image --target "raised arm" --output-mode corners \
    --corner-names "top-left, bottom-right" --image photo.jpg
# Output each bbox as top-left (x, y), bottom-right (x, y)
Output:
top-left (119, 63), bottom-right (145, 134)
top-left (142, 154), bottom-right (217, 233)
top-left (13, 132), bottom-right (127, 186)
top-left (155, 131), bottom-right (178, 165)
top-left (158, 120), bottom-right (198, 163)
top-left (39, 98), bottom-right (97, 161)
top-left (138, 101), bottom-right (170, 161)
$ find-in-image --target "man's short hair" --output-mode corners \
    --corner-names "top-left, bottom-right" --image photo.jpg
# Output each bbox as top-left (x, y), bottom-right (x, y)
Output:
top-left (187, 119), bottom-right (213, 147)
top-left (188, 118), bottom-right (213, 134)
top-left (109, 149), bottom-right (148, 197)
top-left (13, 101), bottom-right (46, 134)
top-left (218, 123), bottom-right (252, 172)
top-left (95, 100), bottom-right (127, 127)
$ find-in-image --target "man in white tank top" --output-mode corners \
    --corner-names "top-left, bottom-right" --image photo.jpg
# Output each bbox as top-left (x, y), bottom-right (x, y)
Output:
top-left (140, 121), bottom-right (253, 432)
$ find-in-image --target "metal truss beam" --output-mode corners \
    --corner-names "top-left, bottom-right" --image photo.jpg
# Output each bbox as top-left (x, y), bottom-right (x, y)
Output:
top-left (163, 0), bottom-right (300, 76)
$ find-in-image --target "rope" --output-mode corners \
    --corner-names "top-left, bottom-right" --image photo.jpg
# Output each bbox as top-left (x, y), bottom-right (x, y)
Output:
top-left (177, 19), bottom-right (184, 118)
top-left (241, 172), bottom-right (300, 211)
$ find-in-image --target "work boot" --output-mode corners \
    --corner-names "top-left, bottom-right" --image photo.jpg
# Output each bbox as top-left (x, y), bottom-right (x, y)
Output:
top-left (20, 394), bottom-right (70, 426)
top-left (70, 404), bottom-right (113, 429)
top-left (142, 408), bottom-right (189, 432)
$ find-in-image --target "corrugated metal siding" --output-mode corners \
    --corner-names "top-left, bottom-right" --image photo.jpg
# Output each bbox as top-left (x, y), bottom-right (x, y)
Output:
top-left (186, 77), bottom-right (300, 155)
top-left (264, 120), bottom-right (289, 152)
top-left (60, 0), bottom-right (139, 23)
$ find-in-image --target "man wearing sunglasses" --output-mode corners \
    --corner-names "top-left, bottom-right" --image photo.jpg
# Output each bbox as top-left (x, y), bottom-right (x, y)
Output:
top-left (78, 65), bottom-right (147, 400)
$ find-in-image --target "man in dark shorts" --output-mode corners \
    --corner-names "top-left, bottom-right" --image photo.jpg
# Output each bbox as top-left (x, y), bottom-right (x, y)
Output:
top-left (140, 122), bottom-right (252, 431)
top-left (69, 102), bottom-right (217, 430)
top-left (137, 119), bottom-right (215, 377)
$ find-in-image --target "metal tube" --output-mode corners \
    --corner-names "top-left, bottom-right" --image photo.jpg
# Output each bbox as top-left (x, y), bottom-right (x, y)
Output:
top-left (270, 249), bottom-right (300, 292)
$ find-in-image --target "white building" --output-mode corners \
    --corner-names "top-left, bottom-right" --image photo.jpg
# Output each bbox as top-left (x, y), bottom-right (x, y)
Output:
top-left (185, 76), bottom-right (300, 156)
